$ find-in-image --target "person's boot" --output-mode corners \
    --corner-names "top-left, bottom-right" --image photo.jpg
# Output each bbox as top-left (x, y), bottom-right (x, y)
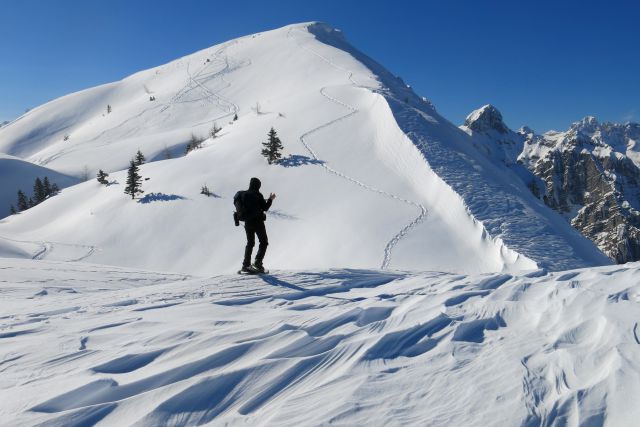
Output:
top-left (252, 262), bottom-right (266, 273)
top-left (241, 264), bottom-right (253, 273)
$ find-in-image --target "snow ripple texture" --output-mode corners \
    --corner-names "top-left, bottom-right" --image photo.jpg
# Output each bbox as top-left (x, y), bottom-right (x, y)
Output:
top-left (2, 259), bottom-right (640, 425)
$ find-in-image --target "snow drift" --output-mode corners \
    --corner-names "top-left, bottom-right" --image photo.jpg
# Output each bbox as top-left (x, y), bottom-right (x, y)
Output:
top-left (1, 259), bottom-right (639, 425)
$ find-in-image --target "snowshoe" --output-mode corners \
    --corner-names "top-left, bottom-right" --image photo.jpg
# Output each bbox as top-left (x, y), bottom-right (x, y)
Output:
top-left (237, 265), bottom-right (269, 275)
top-left (238, 266), bottom-right (254, 275)
top-left (251, 264), bottom-right (268, 274)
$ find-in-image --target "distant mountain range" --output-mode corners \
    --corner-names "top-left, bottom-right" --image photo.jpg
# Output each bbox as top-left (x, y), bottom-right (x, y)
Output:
top-left (462, 104), bottom-right (640, 263)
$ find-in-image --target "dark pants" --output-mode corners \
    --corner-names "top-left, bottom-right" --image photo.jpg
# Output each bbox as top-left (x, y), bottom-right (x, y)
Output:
top-left (243, 220), bottom-right (268, 267)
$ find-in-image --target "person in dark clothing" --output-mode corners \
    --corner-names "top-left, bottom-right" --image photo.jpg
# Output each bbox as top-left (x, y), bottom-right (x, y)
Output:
top-left (241, 177), bottom-right (276, 272)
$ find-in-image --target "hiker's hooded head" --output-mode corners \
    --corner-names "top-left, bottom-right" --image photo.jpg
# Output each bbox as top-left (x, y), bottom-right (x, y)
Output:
top-left (249, 177), bottom-right (261, 192)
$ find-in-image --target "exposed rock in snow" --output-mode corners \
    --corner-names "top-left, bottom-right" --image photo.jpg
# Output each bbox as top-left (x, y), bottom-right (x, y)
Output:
top-left (463, 104), bottom-right (509, 134)
top-left (460, 104), bottom-right (524, 165)
top-left (521, 118), bottom-right (640, 263)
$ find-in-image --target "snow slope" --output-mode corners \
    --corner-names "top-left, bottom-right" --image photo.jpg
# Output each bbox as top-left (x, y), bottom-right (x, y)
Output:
top-left (2, 259), bottom-right (639, 426)
top-left (0, 22), bottom-right (609, 274)
top-left (0, 153), bottom-right (79, 218)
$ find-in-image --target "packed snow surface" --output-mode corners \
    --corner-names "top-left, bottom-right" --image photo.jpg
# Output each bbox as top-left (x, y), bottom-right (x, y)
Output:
top-left (0, 22), bottom-right (609, 275)
top-left (1, 258), bottom-right (639, 426)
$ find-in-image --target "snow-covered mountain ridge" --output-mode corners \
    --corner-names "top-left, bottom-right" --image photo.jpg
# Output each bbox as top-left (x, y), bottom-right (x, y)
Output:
top-left (462, 104), bottom-right (640, 263)
top-left (0, 22), bottom-right (608, 274)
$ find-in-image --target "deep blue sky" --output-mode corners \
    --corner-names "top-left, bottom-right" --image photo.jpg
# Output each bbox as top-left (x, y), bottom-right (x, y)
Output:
top-left (1, 0), bottom-right (638, 131)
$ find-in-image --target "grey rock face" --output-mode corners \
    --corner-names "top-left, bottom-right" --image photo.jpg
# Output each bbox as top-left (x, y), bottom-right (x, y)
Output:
top-left (461, 105), bottom-right (524, 165)
top-left (463, 105), bottom-right (640, 264)
top-left (521, 119), bottom-right (640, 263)
top-left (463, 104), bottom-right (509, 134)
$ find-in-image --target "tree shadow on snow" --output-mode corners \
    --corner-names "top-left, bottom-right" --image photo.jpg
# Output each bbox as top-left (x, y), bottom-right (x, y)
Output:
top-left (138, 193), bottom-right (187, 204)
top-left (279, 154), bottom-right (324, 168)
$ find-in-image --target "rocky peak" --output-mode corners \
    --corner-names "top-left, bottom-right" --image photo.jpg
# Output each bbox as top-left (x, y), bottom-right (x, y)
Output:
top-left (518, 126), bottom-right (535, 137)
top-left (464, 104), bottom-right (509, 134)
top-left (570, 116), bottom-right (600, 136)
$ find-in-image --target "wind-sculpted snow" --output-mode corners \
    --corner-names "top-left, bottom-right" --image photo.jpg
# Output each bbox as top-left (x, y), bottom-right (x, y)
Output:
top-left (2, 258), bottom-right (640, 425)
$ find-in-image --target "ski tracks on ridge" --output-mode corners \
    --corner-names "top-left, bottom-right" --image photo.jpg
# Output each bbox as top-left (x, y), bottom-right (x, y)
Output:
top-left (37, 42), bottom-right (248, 166)
top-left (288, 28), bottom-right (427, 269)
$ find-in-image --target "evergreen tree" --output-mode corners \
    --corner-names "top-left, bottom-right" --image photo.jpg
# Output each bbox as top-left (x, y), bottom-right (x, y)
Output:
top-left (50, 183), bottom-right (60, 195)
top-left (261, 127), bottom-right (284, 164)
top-left (124, 160), bottom-right (143, 199)
top-left (185, 133), bottom-right (204, 154)
top-left (16, 190), bottom-right (29, 211)
top-left (134, 149), bottom-right (146, 166)
top-left (33, 177), bottom-right (45, 204)
top-left (28, 197), bottom-right (35, 208)
top-left (233, 113), bottom-right (238, 121)
top-left (200, 184), bottom-right (211, 196)
top-left (9, 205), bottom-right (16, 215)
top-left (107, 104), bottom-right (112, 114)
top-left (209, 123), bottom-right (221, 138)
top-left (43, 176), bottom-right (52, 197)
top-left (97, 169), bottom-right (109, 185)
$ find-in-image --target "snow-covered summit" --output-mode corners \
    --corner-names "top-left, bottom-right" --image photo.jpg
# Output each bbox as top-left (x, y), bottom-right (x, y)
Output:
top-left (0, 22), bottom-right (609, 274)
top-left (460, 104), bottom-right (526, 165)
top-left (463, 104), bottom-right (509, 134)
top-left (569, 115), bottom-right (600, 135)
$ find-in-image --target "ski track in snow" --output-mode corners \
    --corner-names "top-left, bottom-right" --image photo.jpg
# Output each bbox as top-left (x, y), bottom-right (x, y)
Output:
top-left (36, 41), bottom-right (248, 167)
top-left (2, 259), bottom-right (640, 425)
top-left (0, 234), bottom-right (96, 263)
top-left (288, 28), bottom-right (427, 270)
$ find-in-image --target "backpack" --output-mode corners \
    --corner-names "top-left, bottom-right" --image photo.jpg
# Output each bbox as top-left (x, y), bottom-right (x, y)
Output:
top-left (233, 191), bottom-right (246, 221)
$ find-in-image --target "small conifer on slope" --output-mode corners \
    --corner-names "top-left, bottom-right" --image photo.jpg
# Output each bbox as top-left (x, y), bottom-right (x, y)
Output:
top-left (33, 178), bottom-right (46, 204)
top-left (97, 170), bottom-right (109, 185)
top-left (134, 150), bottom-right (146, 166)
top-left (124, 161), bottom-right (144, 199)
top-left (261, 127), bottom-right (284, 164)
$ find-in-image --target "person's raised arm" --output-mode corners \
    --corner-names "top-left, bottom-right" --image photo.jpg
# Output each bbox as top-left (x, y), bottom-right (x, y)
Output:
top-left (264, 193), bottom-right (275, 211)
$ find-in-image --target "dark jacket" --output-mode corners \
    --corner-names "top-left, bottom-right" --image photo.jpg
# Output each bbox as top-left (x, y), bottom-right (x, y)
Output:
top-left (242, 177), bottom-right (272, 222)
